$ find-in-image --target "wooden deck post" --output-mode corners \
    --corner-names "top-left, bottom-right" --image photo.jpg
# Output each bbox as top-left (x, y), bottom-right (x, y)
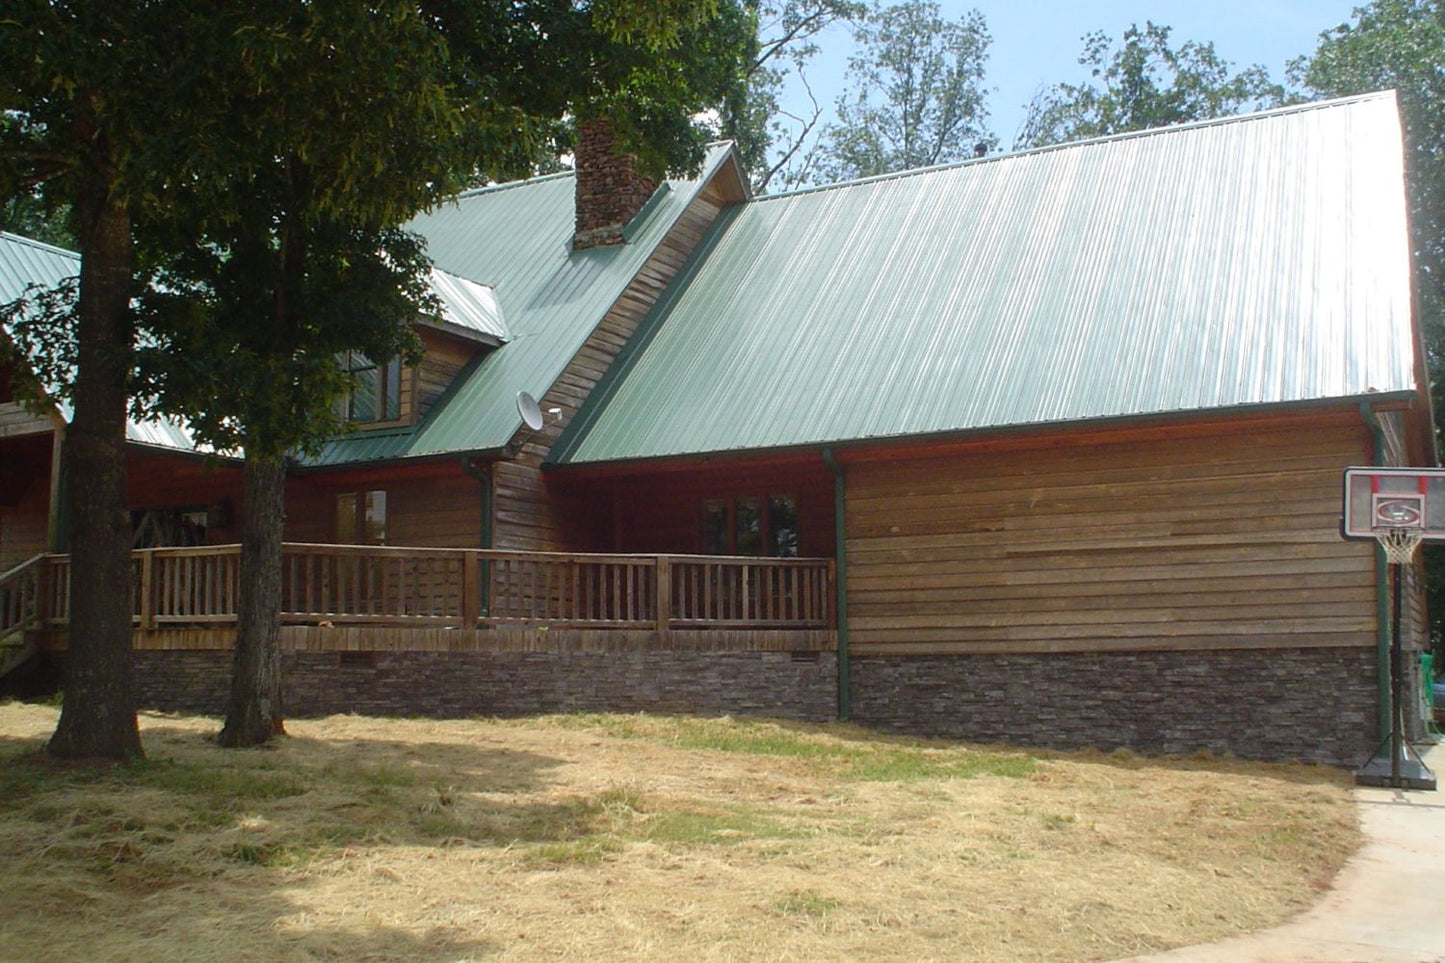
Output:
top-left (655, 555), bottom-right (671, 633)
top-left (138, 549), bottom-right (155, 631)
top-left (462, 551), bottom-right (480, 627)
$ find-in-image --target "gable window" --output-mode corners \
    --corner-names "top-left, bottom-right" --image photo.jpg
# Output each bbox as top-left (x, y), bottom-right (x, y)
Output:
top-left (336, 490), bottom-right (387, 544)
top-left (701, 495), bottom-right (798, 557)
top-left (339, 351), bottom-right (402, 424)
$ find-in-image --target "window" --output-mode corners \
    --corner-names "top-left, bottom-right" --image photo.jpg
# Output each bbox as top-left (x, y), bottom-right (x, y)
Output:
top-left (336, 490), bottom-right (387, 544)
top-left (701, 495), bottom-right (798, 557)
top-left (338, 351), bottom-right (402, 424)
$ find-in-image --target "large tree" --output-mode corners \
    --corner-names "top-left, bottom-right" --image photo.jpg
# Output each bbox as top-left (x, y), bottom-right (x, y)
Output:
top-left (813, 0), bottom-right (993, 182)
top-left (145, 0), bottom-right (752, 748)
top-left (2, 0), bottom-right (753, 755)
top-left (1290, 0), bottom-right (1445, 653)
top-left (1016, 22), bottom-right (1282, 149)
top-left (719, 0), bottom-right (865, 193)
top-left (0, 2), bottom-right (217, 759)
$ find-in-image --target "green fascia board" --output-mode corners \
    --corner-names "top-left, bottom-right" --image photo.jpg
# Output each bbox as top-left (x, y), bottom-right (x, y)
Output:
top-left (551, 390), bottom-right (1419, 472)
top-left (556, 93), bottom-right (1422, 466)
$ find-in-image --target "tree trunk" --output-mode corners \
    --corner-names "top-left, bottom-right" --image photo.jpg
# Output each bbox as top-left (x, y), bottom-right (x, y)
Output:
top-left (48, 165), bottom-right (143, 761)
top-left (218, 453), bottom-right (287, 747)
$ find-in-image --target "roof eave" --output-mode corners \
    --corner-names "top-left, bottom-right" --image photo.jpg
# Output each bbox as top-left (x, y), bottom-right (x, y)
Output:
top-left (550, 392), bottom-right (1418, 473)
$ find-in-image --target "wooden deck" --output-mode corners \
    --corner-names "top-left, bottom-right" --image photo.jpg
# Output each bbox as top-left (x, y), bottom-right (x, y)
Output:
top-left (2, 543), bottom-right (836, 655)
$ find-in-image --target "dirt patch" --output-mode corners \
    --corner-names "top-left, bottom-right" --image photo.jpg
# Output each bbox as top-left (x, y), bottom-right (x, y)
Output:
top-left (0, 703), bottom-right (1358, 961)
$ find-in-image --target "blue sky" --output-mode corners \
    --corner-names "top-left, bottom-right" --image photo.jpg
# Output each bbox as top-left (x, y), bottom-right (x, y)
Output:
top-left (776, 1), bottom-right (1365, 153)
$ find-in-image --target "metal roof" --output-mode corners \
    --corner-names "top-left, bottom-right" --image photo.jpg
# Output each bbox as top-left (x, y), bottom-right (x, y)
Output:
top-left (304, 142), bottom-right (740, 467)
top-left (0, 232), bottom-right (200, 451)
top-left (426, 267), bottom-right (509, 343)
top-left (555, 93), bottom-right (1419, 466)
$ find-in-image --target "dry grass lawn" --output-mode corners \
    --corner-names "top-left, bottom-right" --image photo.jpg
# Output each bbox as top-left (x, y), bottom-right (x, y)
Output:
top-left (0, 702), bottom-right (1358, 962)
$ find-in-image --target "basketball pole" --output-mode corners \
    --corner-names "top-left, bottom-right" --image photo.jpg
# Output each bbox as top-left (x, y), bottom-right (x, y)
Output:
top-left (1390, 558), bottom-right (1403, 788)
top-left (1355, 541), bottom-right (1435, 790)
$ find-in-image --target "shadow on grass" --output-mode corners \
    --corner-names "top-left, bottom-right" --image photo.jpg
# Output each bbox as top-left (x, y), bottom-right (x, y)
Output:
top-left (0, 718), bottom-right (587, 960)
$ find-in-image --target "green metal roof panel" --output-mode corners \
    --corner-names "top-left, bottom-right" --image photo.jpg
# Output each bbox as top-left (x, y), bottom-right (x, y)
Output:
top-left (301, 143), bottom-right (737, 468)
top-left (557, 93), bottom-right (1419, 465)
top-left (0, 233), bottom-right (201, 452)
top-left (427, 267), bottom-right (508, 343)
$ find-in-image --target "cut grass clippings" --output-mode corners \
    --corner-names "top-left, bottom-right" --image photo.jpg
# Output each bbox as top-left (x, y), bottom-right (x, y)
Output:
top-left (0, 702), bottom-right (1358, 962)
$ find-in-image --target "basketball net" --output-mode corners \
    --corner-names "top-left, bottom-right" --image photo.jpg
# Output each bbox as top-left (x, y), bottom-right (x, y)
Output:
top-left (1376, 527), bottom-right (1424, 565)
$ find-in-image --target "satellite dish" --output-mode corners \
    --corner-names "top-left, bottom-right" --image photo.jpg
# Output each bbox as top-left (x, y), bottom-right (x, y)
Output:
top-left (516, 390), bottom-right (544, 432)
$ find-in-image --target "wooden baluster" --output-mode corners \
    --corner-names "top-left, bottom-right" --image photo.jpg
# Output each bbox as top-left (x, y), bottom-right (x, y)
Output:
top-left (656, 556), bottom-right (670, 632)
top-left (138, 551), bottom-right (154, 631)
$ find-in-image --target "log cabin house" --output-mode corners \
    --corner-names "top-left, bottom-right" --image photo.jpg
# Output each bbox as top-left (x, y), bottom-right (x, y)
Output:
top-left (0, 93), bottom-right (1433, 764)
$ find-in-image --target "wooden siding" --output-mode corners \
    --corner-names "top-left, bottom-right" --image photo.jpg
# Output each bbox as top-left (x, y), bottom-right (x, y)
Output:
top-left (127, 453), bottom-right (245, 545)
top-left (285, 462), bottom-right (484, 548)
top-left (0, 476), bottom-right (48, 570)
top-left (606, 459), bottom-right (837, 557)
top-left (844, 417), bottom-right (1378, 656)
top-left (492, 177), bottom-right (738, 552)
top-left (0, 401), bottom-right (53, 439)
top-left (415, 327), bottom-right (478, 418)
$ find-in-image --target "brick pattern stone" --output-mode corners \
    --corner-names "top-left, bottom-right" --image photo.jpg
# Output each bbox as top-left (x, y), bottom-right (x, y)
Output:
top-left (573, 119), bottom-right (656, 249)
top-left (850, 648), bottom-right (1380, 765)
top-left (132, 650), bottom-right (837, 722)
top-left (126, 645), bottom-right (1390, 765)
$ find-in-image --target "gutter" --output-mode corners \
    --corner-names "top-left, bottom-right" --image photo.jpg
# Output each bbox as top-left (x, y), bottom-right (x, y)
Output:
top-left (822, 446), bottom-right (850, 721)
top-left (1361, 401), bottom-right (1392, 741)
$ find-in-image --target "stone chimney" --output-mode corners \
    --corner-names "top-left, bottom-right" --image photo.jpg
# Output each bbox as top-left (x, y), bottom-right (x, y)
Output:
top-left (573, 119), bottom-right (657, 250)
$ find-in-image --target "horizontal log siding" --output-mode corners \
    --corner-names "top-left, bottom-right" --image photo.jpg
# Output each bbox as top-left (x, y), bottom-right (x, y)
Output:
top-left (845, 420), bottom-right (1377, 656)
top-left (0, 479), bottom-right (48, 570)
top-left (285, 465), bottom-right (482, 548)
top-left (0, 401), bottom-right (52, 439)
top-left (609, 460), bottom-right (837, 557)
top-left (493, 181), bottom-right (733, 552)
top-left (415, 329), bottom-right (476, 418)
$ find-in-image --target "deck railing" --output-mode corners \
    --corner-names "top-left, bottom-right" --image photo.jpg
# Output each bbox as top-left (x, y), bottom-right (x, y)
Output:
top-left (0, 555), bottom-right (47, 645)
top-left (33, 543), bottom-right (835, 632)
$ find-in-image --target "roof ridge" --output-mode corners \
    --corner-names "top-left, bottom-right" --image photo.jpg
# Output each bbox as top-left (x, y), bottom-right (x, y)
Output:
top-left (755, 91), bottom-right (1398, 204)
top-left (0, 231), bottom-right (80, 260)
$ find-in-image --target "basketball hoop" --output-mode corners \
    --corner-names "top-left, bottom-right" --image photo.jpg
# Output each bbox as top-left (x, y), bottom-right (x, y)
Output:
top-left (1376, 527), bottom-right (1424, 565)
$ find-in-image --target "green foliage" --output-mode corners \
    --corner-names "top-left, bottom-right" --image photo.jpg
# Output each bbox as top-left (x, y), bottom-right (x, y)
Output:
top-left (814, 0), bottom-right (994, 182)
top-left (719, 0), bottom-right (866, 192)
top-left (0, 193), bottom-right (73, 249)
top-left (1017, 22), bottom-right (1283, 149)
top-left (1289, 1), bottom-right (1445, 651)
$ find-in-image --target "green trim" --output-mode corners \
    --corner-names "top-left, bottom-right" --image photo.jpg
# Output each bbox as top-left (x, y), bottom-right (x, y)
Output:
top-left (823, 446), bottom-right (849, 722)
top-left (547, 203), bottom-right (743, 467)
top-left (1361, 400), bottom-right (1392, 743)
top-left (554, 392), bottom-right (1416, 472)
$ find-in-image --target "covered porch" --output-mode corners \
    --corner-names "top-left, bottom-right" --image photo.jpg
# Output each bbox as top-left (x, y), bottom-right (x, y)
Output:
top-left (3, 542), bottom-right (837, 654)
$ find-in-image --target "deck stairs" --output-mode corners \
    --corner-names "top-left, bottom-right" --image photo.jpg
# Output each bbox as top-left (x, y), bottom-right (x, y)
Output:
top-left (0, 554), bottom-right (45, 681)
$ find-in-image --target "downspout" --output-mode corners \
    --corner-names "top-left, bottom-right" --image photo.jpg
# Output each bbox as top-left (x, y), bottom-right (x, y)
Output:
top-left (822, 447), bottom-right (849, 721)
top-left (1361, 401), bottom-right (1391, 741)
top-left (461, 456), bottom-right (493, 617)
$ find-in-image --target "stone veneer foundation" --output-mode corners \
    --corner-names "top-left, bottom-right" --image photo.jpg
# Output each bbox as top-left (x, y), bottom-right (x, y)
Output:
top-left (850, 647), bottom-right (1381, 766)
top-left (132, 650), bottom-right (838, 723)
top-left (121, 645), bottom-right (1388, 765)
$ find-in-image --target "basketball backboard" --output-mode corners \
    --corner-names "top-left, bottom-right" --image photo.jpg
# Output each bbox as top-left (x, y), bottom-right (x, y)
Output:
top-left (1342, 467), bottom-right (1445, 541)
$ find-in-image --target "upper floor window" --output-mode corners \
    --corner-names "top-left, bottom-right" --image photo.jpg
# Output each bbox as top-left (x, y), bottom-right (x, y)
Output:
top-left (701, 494), bottom-right (798, 557)
top-left (339, 351), bottom-right (402, 424)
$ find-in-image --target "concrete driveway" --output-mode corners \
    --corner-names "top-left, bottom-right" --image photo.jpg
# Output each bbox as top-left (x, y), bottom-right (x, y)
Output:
top-left (1120, 742), bottom-right (1445, 963)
